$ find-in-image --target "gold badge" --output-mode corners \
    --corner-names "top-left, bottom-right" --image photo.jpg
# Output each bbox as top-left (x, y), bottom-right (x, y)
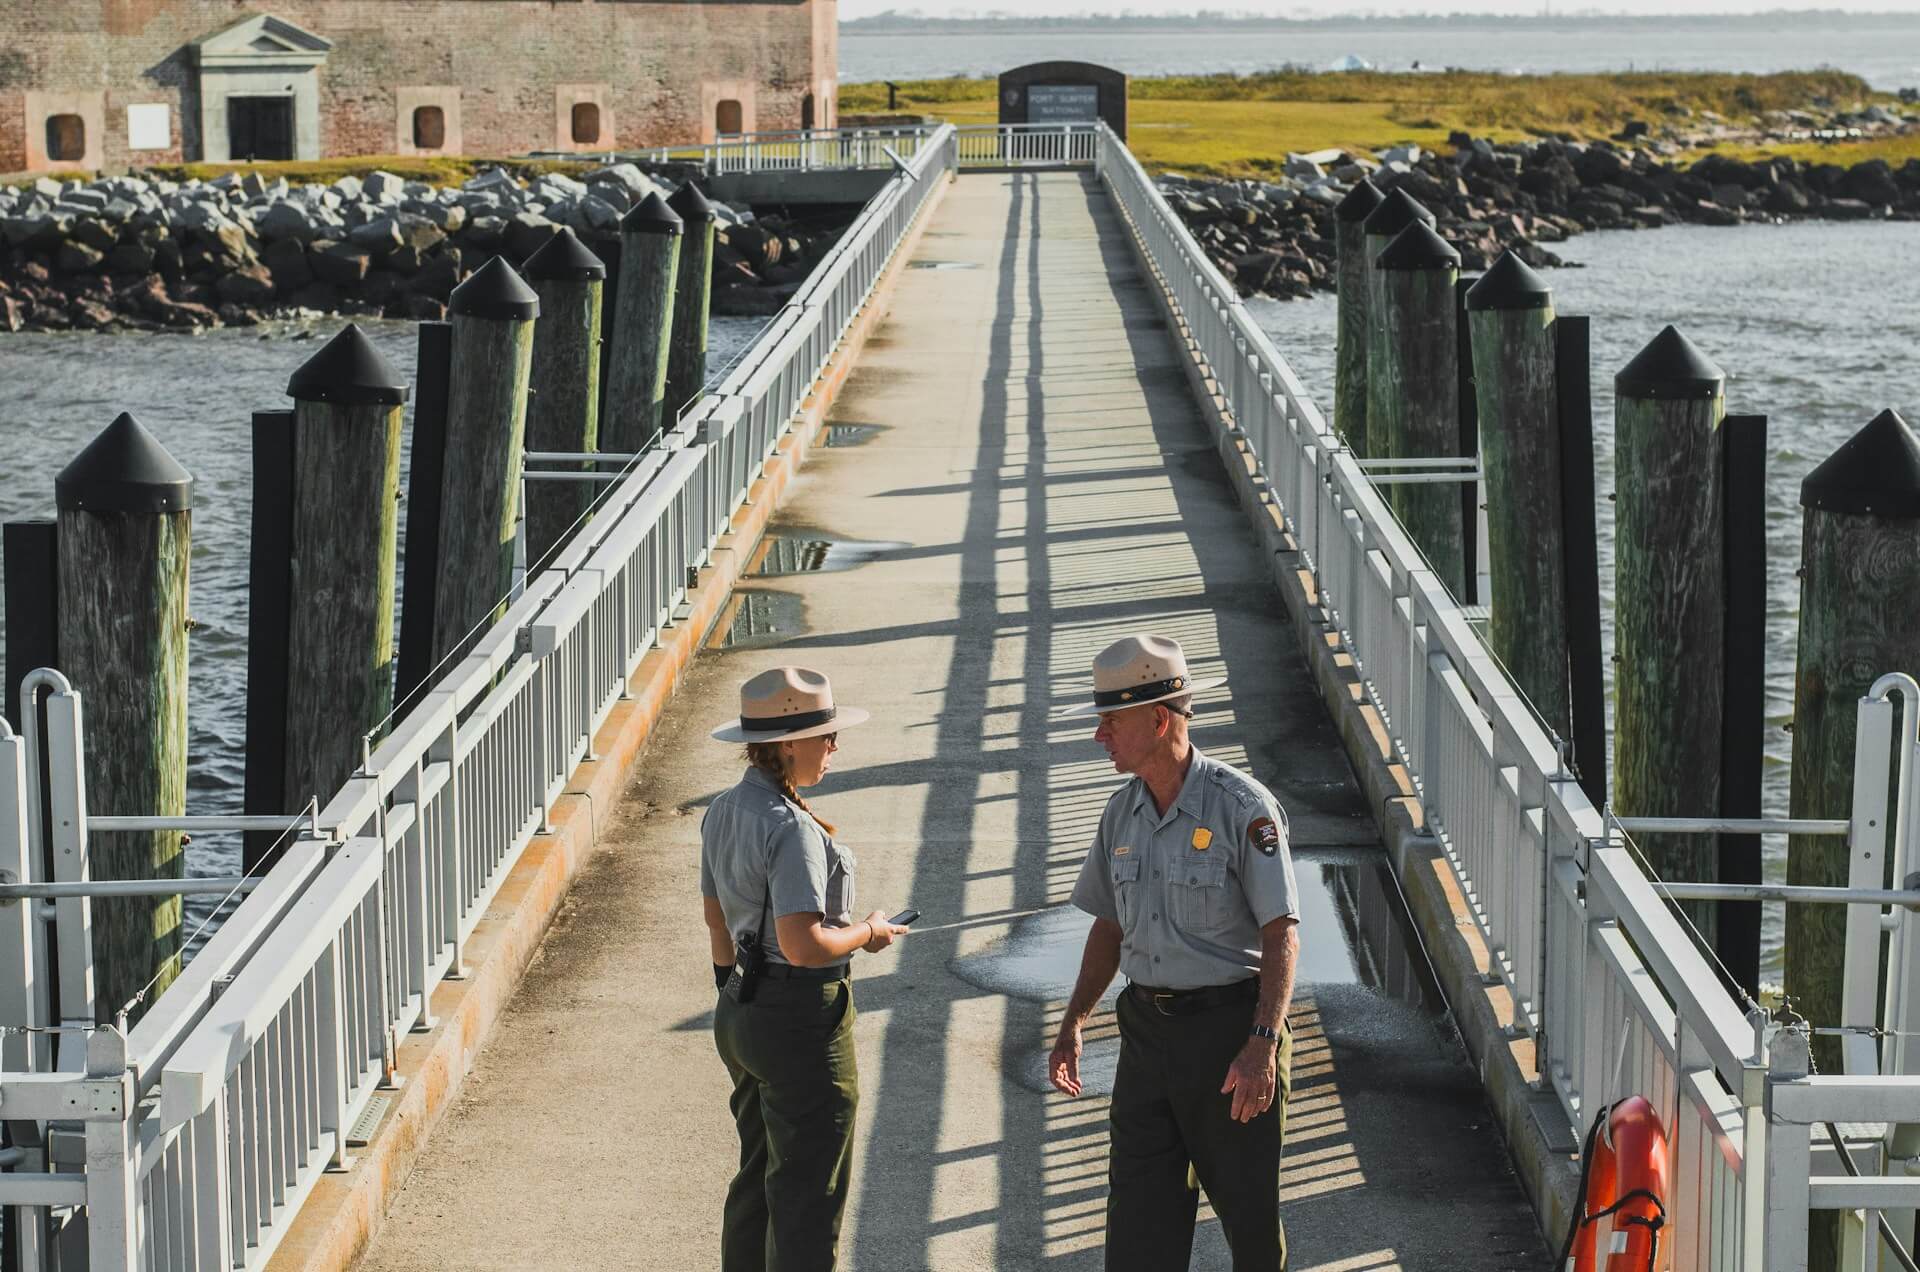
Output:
top-left (1190, 828), bottom-right (1213, 851)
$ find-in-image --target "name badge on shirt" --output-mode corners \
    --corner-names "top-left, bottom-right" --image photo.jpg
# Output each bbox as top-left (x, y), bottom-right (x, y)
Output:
top-left (1114, 845), bottom-right (1132, 856)
top-left (1190, 828), bottom-right (1213, 851)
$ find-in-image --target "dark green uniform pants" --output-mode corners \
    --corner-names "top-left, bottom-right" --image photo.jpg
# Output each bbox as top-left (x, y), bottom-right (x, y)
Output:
top-left (714, 976), bottom-right (859, 1272)
top-left (1107, 984), bottom-right (1293, 1272)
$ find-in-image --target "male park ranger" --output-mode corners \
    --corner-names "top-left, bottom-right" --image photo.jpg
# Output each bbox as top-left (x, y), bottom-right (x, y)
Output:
top-left (1049, 633), bottom-right (1301, 1272)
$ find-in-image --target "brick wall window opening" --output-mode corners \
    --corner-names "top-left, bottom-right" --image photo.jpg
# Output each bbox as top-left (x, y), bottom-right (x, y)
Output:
top-left (571, 102), bottom-right (601, 146)
top-left (716, 99), bottom-right (744, 136)
top-left (46, 114), bottom-right (86, 163)
top-left (413, 105), bottom-right (446, 151)
top-left (802, 94), bottom-right (816, 131)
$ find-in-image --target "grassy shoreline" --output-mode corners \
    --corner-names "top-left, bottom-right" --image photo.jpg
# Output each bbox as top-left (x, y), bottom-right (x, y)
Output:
top-left (839, 70), bottom-right (1916, 178)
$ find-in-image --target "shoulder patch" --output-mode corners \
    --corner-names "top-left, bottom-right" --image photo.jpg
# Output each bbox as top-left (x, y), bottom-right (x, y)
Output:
top-left (1248, 817), bottom-right (1282, 856)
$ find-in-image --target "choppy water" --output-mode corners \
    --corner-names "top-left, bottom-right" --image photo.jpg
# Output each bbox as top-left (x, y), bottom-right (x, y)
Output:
top-left (0, 316), bottom-right (764, 927)
top-left (1248, 219), bottom-right (1920, 985)
top-left (841, 18), bottom-right (1920, 89)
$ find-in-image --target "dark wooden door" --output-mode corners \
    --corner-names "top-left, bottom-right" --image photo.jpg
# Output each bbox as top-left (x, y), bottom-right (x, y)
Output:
top-left (229, 97), bottom-right (294, 161)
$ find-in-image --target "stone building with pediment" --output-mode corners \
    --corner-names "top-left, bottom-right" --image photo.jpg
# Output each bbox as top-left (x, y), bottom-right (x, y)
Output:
top-left (0, 1), bottom-right (838, 176)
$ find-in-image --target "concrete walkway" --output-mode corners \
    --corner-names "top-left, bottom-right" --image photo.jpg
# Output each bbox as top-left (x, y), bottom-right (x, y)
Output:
top-left (356, 173), bottom-right (1546, 1271)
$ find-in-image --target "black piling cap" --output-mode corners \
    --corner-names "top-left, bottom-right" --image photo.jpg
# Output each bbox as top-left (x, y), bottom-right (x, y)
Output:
top-left (1375, 220), bottom-right (1460, 271)
top-left (1614, 325), bottom-right (1725, 400)
top-left (1801, 409), bottom-right (1920, 519)
top-left (1465, 249), bottom-right (1553, 311)
top-left (621, 191), bottom-right (684, 237)
top-left (449, 255), bottom-right (541, 321)
top-left (55, 412), bottom-right (193, 514)
top-left (1334, 177), bottom-right (1385, 224)
top-left (523, 226), bottom-right (608, 282)
top-left (668, 181), bottom-right (718, 224)
top-left (285, 323), bottom-right (409, 406)
top-left (1360, 186), bottom-right (1435, 239)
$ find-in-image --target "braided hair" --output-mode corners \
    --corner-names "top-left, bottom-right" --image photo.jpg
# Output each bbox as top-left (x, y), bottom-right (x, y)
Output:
top-left (744, 742), bottom-right (837, 835)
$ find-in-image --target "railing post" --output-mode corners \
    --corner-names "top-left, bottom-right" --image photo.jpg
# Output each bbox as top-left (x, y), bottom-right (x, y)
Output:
top-left (44, 688), bottom-right (95, 1069)
top-left (317, 931), bottom-right (353, 1170)
top-left (1764, 1025), bottom-right (1814, 1272)
top-left (82, 1025), bottom-right (137, 1272)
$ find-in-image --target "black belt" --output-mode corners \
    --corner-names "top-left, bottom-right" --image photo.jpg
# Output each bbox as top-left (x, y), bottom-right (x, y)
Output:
top-left (1127, 977), bottom-right (1258, 1016)
top-left (755, 962), bottom-right (851, 982)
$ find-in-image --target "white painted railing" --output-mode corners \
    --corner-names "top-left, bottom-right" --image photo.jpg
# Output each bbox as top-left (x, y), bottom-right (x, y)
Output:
top-left (618, 127), bottom-right (938, 177)
top-left (954, 123), bottom-right (1100, 169)
top-left (1091, 118), bottom-right (1920, 1268)
top-left (0, 124), bottom-right (956, 1271)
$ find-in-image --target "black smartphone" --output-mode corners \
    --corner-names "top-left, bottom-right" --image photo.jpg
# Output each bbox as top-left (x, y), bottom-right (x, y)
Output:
top-left (889, 908), bottom-right (921, 927)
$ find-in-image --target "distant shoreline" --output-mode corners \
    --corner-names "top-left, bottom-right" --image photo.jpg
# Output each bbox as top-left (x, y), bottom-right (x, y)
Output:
top-left (841, 10), bottom-right (1920, 34)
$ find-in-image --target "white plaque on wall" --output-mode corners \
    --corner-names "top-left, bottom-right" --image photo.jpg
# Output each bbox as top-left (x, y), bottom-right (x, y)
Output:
top-left (127, 104), bottom-right (171, 150)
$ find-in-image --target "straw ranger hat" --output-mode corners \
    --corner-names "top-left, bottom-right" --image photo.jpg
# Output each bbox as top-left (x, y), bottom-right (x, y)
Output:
top-left (1059, 633), bottom-right (1227, 718)
top-left (711, 666), bottom-right (870, 743)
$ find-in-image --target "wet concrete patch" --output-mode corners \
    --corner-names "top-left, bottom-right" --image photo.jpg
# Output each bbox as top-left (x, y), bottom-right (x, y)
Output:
top-left (749, 529), bottom-right (910, 577)
top-left (956, 846), bottom-right (1451, 1096)
top-left (710, 589), bottom-right (807, 649)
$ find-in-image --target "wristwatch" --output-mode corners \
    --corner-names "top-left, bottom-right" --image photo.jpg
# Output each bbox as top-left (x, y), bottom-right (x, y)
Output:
top-left (1249, 1024), bottom-right (1280, 1043)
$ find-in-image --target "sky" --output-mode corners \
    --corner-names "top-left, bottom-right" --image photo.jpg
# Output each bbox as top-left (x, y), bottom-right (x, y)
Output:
top-left (839, 2), bottom-right (1920, 16)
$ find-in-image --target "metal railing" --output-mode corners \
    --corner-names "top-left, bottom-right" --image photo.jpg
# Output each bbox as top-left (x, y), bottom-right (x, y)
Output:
top-left (620, 126), bottom-right (939, 177)
top-left (0, 123), bottom-right (957, 1271)
top-left (954, 123), bottom-right (1100, 169)
top-left (1090, 118), bottom-right (1920, 1267)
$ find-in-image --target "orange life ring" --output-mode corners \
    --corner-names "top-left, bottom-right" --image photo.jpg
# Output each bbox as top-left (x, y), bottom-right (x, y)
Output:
top-left (1568, 1096), bottom-right (1670, 1271)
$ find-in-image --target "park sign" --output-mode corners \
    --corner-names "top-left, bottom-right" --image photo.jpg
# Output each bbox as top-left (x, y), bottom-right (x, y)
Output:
top-left (998, 60), bottom-right (1128, 141)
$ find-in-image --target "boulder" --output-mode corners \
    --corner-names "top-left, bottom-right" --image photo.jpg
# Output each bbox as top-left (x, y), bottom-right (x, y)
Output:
top-left (1379, 144), bottom-right (1422, 166)
top-left (1837, 160), bottom-right (1900, 207)
top-left (215, 265), bottom-right (277, 305)
top-left (362, 171), bottom-right (406, 203)
top-left (69, 217), bottom-right (119, 252)
top-left (105, 240), bottom-right (157, 274)
top-left (1764, 181), bottom-right (1812, 214)
top-left (505, 211), bottom-right (557, 258)
top-left (332, 175), bottom-right (365, 202)
top-left (1819, 197), bottom-right (1879, 221)
top-left (576, 194), bottom-right (624, 233)
top-left (394, 213), bottom-right (447, 253)
top-left (55, 241), bottom-right (106, 274)
top-left (284, 281), bottom-right (341, 313)
top-left (409, 249), bottom-right (464, 301)
top-left (462, 214), bottom-right (507, 247)
top-left (586, 163), bottom-right (655, 201)
top-left (1283, 153), bottom-right (1325, 181)
top-left (349, 215), bottom-right (404, 251)
top-left (257, 201), bottom-right (320, 242)
top-left (260, 237), bottom-right (314, 291)
top-left (463, 167), bottom-right (518, 193)
top-left (311, 240), bottom-right (373, 285)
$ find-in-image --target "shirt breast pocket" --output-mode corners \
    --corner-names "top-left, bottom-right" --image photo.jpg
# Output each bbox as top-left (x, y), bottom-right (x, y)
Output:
top-left (1170, 854), bottom-right (1230, 933)
top-left (1110, 855), bottom-right (1142, 926)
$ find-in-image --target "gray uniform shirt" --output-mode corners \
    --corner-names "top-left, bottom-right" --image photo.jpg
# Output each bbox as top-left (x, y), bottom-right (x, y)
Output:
top-left (1070, 747), bottom-right (1298, 990)
top-left (700, 766), bottom-right (856, 968)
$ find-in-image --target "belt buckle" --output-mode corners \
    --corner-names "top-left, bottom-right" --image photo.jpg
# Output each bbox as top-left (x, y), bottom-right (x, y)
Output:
top-left (1152, 991), bottom-right (1176, 1017)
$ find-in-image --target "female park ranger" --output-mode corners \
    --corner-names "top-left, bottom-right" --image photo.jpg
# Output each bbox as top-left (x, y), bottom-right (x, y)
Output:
top-left (700, 665), bottom-right (908, 1272)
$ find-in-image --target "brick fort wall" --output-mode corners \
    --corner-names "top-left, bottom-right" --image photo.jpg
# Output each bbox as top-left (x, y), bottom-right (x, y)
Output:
top-left (1, 0), bottom-right (837, 174)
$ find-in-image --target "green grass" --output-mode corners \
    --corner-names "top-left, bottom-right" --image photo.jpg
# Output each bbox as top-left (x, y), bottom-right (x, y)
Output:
top-left (1704, 132), bottom-right (1920, 167)
top-left (841, 70), bottom-right (1903, 178)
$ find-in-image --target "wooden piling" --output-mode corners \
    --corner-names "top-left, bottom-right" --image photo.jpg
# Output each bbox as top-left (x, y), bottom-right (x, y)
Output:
top-left (1373, 220), bottom-right (1466, 595)
top-left (257, 326), bottom-right (409, 856)
top-left (53, 413), bottom-right (192, 1019)
top-left (1787, 409), bottom-right (1920, 1070)
top-left (522, 229), bottom-right (608, 567)
top-left (432, 257), bottom-right (539, 668)
top-left (1360, 188), bottom-right (1435, 463)
top-left (662, 182), bottom-right (718, 427)
top-left (1611, 325), bottom-right (1728, 939)
top-left (1333, 177), bottom-right (1384, 454)
top-left (1467, 251), bottom-right (1568, 734)
top-left (602, 192), bottom-right (683, 454)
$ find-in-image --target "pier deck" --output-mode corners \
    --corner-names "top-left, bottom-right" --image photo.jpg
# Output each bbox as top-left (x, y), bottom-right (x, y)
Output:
top-left (354, 172), bottom-right (1546, 1270)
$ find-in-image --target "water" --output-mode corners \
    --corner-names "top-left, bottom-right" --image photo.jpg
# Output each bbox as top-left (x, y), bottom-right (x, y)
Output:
top-left (840, 17), bottom-right (1920, 90)
top-left (1246, 218), bottom-right (1920, 985)
top-left (0, 315), bottom-right (765, 916)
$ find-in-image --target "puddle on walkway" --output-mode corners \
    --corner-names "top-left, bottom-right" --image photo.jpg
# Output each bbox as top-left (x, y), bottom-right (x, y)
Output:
top-left (749, 530), bottom-right (909, 577)
top-left (822, 422), bottom-right (887, 448)
top-left (953, 848), bottom-right (1446, 1095)
top-left (710, 590), bottom-right (807, 649)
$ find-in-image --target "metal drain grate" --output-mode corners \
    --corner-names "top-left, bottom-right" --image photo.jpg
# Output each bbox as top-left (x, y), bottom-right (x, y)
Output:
top-left (347, 1094), bottom-right (391, 1147)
